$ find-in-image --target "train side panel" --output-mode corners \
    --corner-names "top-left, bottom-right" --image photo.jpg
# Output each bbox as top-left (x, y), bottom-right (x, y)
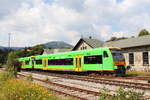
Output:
top-left (42, 53), bottom-right (75, 71)
top-left (81, 49), bottom-right (103, 71)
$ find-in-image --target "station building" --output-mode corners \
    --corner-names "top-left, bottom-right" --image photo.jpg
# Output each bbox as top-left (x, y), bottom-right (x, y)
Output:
top-left (72, 35), bottom-right (150, 72)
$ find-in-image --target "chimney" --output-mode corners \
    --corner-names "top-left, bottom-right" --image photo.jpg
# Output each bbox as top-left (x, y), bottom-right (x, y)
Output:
top-left (89, 36), bottom-right (92, 39)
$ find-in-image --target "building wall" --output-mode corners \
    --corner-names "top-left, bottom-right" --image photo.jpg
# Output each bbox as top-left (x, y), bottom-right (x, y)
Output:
top-left (123, 46), bottom-right (150, 72)
top-left (76, 41), bottom-right (92, 51)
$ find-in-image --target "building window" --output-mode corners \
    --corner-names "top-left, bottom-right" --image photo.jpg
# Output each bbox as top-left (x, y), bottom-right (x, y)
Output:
top-left (143, 52), bottom-right (149, 65)
top-left (129, 53), bottom-right (134, 65)
top-left (35, 60), bottom-right (42, 65)
top-left (84, 55), bottom-right (102, 64)
top-left (48, 58), bottom-right (73, 65)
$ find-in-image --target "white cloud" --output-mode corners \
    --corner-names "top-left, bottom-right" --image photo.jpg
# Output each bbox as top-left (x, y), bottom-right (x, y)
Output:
top-left (0, 0), bottom-right (150, 47)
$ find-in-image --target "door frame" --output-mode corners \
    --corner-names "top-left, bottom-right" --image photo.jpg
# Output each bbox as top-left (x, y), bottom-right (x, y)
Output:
top-left (75, 56), bottom-right (82, 72)
top-left (43, 58), bottom-right (47, 70)
top-left (31, 56), bottom-right (35, 69)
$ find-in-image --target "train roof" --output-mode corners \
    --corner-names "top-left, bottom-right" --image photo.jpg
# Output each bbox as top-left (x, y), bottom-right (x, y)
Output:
top-left (18, 46), bottom-right (120, 59)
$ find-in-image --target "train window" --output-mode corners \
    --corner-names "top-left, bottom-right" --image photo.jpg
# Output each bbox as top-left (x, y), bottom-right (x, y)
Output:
top-left (103, 51), bottom-right (108, 57)
top-left (25, 61), bottom-right (29, 65)
top-left (35, 60), bottom-right (42, 65)
top-left (48, 58), bottom-right (73, 65)
top-left (143, 52), bottom-right (149, 65)
top-left (84, 55), bottom-right (102, 64)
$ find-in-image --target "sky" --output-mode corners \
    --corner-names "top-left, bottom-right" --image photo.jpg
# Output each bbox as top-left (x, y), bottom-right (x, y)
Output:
top-left (0, 0), bottom-right (150, 47)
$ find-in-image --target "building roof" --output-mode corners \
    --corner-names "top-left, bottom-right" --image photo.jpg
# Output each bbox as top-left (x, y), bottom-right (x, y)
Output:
top-left (72, 38), bottom-right (104, 50)
top-left (104, 35), bottom-right (150, 48)
top-left (43, 49), bottom-right (71, 54)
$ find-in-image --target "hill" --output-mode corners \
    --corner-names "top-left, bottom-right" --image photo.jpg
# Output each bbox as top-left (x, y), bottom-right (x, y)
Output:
top-left (42, 41), bottom-right (73, 49)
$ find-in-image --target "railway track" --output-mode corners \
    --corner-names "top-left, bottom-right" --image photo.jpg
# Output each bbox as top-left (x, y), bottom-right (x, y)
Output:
top-left (26, 70), bottom-right (150, 91)
top-left (18, 73), bottom-right (103, 100)
top-left (19, 70), bottom-right (150, 99)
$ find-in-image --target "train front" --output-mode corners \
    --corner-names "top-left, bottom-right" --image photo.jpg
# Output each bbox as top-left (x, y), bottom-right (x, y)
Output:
top-left (109, 47), bottom-right (126, 75)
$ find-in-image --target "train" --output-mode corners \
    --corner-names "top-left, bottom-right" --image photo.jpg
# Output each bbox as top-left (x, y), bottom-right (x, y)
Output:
top-left (18, 46), bottom-right (127, 75)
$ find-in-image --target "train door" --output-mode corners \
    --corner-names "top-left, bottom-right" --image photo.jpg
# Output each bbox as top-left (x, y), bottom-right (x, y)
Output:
top-left (103, 51), bottom-right (112, 70)
top-left (43, 58), bottom-right (47, 70)
top-left (75, 56), bottom-right (82, 72)
top-left (31, 57), bottom-right (35, 69)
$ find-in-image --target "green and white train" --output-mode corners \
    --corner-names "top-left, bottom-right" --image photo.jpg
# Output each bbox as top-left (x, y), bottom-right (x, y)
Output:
top-left (18, 46), bottom-right (127, 75)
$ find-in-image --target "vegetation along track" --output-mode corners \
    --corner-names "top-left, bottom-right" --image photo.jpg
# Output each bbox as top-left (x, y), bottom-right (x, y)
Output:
top-left (18, 72), bottom-right (111, 100)
top-left (23, 70), bottom-right (150, 91)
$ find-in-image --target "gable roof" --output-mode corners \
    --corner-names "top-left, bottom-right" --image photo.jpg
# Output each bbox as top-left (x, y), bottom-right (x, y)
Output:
top-left (72, 38), bottom-right (104, 50)
top-left (104, 35), bottom-right (150, 48)
top-left (43, 49), bottom-right (71, 54)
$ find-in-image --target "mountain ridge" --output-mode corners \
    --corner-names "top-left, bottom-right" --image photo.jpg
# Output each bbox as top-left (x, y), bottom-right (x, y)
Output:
top-left (0, 41), bottom-right (73, 51)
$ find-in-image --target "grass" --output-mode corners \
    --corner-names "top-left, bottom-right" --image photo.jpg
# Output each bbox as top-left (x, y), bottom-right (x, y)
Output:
top-left (126, 71), bottom-right (150, 76)
top-left (0, 71), bottom-right (78, 100)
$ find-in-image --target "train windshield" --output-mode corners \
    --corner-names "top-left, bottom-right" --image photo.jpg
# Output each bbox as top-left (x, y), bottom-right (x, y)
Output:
top-left (110, 49), bottom-right (125, 61)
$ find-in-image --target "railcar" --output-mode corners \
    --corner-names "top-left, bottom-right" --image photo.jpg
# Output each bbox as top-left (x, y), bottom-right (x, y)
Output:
top-left (18, 46), bottom-right (127, 75)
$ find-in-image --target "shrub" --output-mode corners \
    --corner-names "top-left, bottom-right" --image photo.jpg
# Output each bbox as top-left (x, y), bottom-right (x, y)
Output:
top-left (45, 76), bottom-right (49, 82)
top-left (99, 87), bottom-right (110, 100)
top-left (99, 87), bottom-right (145, 100)
top-left (26, 74), bottom-right (33, 81)
top-left (148, 80), bottom-right (150, 83)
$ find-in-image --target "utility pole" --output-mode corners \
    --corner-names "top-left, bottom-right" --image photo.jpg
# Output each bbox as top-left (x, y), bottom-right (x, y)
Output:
top-left (8, 33), bottom-right (11, 51)
top-left (81, 33), bottom-right (83, 38)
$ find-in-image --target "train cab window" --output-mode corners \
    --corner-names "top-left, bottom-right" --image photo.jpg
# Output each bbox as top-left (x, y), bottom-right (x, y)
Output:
top-left (84, 55), bottom-right (102, 64)
top-left (25, 61), bottom-right (29, 65)
top-left (103, 51), bottom-right (108, 57)
top-left (35, 60), bottom-right (42, 65)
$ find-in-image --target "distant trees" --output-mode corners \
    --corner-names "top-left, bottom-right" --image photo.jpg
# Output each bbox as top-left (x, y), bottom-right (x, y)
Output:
top-left (0, 44), bottom-right (45, 68)
top-left (59, 46), bottom-right (72, 49)
top-left (138, 29), bottom-right (150, 36)
top-left (26, 45), bottom-right (44, 56)
top-left (0, 49), bottom-right (9, 67)
top-left (106, 37), bottom-right (128, 42)
top-left (106, 29), bottom-right (150, 42)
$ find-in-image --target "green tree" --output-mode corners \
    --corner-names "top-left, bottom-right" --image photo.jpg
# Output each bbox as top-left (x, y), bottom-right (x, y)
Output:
top-left (138, 29), bottom-right (150, 36)
top-left (6, 52), bottom-right (20, 69)
top-left (27, 45), bottom-right (44, 56)
top-left (5, 51), bottom-right (21, 76)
